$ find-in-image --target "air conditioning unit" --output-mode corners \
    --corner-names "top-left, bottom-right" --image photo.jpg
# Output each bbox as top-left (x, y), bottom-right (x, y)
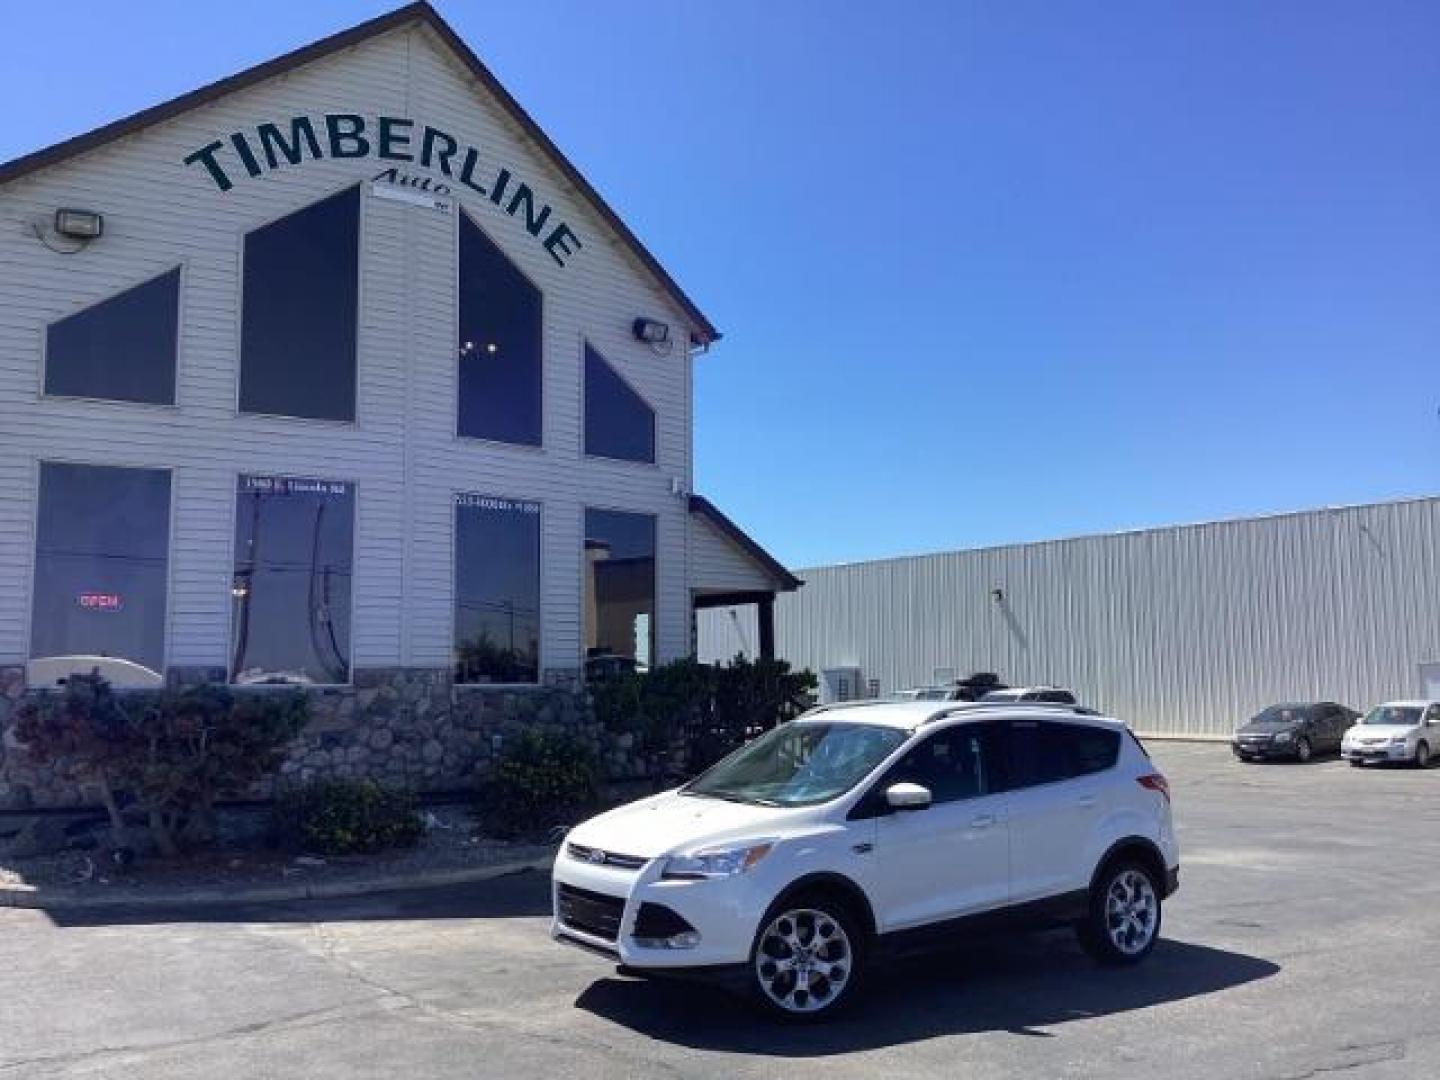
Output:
top-left (819, 666), bottom-right (864, 704)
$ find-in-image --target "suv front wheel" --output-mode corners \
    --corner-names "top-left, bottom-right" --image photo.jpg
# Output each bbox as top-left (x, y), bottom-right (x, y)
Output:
top-left (1077, 860), bottom-right (1163, 965)
top-left (749, 894), bottom-right (864, 1020)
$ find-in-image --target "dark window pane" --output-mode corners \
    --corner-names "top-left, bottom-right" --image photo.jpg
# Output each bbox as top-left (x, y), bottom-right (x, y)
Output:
top-left (231, 475), bottom-right (353, 684)
top-left (585, 344), bottom-right (654, 463)
top-left (1008, 721), bottom-right (1120, 789)
top-left (458, 213), bottom-right (542, 445)
top-left (240, 187), bottom-right (358, 421)
top-left (887, 729), bottom-right (990, 803)
top-left (584, 509), bottom-right (655, 675)
top-left (45, 268), bottom-right (179, 404)
top-left (454, 494), bottom-right (541, 684)
top-left (30, 462), bottom-right (171, 678)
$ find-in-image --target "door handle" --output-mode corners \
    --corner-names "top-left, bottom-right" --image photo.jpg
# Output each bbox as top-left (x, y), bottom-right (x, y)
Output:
top-left (970, 813), bottom-right (997, 829)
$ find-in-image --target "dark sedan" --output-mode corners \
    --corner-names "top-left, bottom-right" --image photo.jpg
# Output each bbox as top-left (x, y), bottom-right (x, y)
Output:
top-left (1232, 702), bottom-right (1360, 763)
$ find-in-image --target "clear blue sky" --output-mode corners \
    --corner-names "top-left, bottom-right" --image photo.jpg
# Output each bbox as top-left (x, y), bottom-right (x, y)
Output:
top-left (4, 2), bottom-right (1437, 568)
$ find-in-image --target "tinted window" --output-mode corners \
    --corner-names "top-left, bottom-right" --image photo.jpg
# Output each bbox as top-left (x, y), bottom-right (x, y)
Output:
top-left (454, 494), bottom-right (541, 684)
top-left (231, 475), bottom-right (354, 684)
top-left (458, 213), bottom-right (542, 445)
top-left (584, 509), bottom-right (655, 673)
top-left (584, 343), bottom-right (655, 463)
top-left (30, 462), bottom-right (171, 677)
top-left (240, 187), bottom-right (359, 421)
top-left (1008, 720), bottom-right (1120, 788)
top-left (883, 726), bottom-right (995, 804)
top-left (45, 268), bottom-right (179, 404)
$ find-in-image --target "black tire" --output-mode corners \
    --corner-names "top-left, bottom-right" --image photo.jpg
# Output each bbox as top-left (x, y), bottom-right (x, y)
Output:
top-left (1415, 742), bottom-right (1430, 769)
top-left (1077, 860), bottom-right (1163, 966)
top-left (1294, 737), bottom-right (1312, 763)
top-left (748, 893), bottom-right (865, 1021)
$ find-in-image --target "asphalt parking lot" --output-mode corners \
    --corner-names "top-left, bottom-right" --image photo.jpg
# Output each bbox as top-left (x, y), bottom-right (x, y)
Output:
top-left (3, 743), bottom-right (1439, 1080)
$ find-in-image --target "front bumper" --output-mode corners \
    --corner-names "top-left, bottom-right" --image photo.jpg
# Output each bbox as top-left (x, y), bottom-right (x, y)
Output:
top-left (1343, 744), bottom-right (1410, 762)
top-left (550, 849), bottom-right (769, 971)
top-left (1232, 741), bottom-right (1296, 759)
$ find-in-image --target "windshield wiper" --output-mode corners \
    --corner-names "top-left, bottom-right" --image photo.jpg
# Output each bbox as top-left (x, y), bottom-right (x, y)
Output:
top-left (682, 789), bottom-right (783, 807)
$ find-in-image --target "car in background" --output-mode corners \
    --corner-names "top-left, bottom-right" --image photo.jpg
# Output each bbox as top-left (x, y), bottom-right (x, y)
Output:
top-left (1231, 702), bottom-right (1359, 763)
top-left (552, 698), bottom-right (1179, 1019)
top-left (1341, 701), bottom-right (1440, 768)
top-left (982, 686), bottom-right (1079, 706)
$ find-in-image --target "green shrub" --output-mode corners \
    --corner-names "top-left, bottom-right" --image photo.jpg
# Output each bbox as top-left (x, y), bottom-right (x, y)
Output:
top-left (271, 779), bottom-right (424, 856)
top-left (590, 655), bottom-right (818, 777)
top-left (14, 672), bottom-right (308, 857)
top-left (475, 729), bottom-right (600, 840)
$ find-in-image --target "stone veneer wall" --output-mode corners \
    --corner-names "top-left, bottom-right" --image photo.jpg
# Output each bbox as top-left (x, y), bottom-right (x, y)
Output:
top-left (0, 665), bottom-right (649, 812)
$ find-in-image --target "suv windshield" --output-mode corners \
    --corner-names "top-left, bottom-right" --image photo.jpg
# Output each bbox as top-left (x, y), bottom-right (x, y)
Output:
top-left (684, 722), bottom-right (908, 808)
top-left (1363, 706), bottom-right (1421, 726)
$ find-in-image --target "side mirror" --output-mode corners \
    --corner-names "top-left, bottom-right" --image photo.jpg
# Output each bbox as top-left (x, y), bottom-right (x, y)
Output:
top-left (885, 782), bottom-right (932, 812)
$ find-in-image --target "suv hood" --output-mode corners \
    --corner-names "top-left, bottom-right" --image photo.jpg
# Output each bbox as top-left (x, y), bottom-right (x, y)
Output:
top-left (566, 790), bottom-right (806, 859)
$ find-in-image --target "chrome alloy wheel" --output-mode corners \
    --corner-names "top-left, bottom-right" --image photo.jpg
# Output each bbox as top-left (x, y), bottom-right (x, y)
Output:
top-left (755, 908), bottom-right (852, 1014)
top-left (1105, 869), bottom-right (1159, 956)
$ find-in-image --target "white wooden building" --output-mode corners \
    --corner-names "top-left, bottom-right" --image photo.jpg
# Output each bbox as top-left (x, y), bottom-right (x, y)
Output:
top-left (0, 2), bottom-right (798, 697)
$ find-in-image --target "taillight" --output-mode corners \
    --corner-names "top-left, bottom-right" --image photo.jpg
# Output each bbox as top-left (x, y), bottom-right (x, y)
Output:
top-left (1137, 773), bottom-right (1171, 804)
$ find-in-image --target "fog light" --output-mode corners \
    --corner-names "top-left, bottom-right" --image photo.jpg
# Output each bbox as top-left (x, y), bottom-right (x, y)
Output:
top-left (633, 931), bottom-right (701, 950)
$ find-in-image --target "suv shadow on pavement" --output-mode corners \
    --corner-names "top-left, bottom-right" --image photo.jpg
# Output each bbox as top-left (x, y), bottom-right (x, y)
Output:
top-left (574, 934), bottom-right (1278, 1056)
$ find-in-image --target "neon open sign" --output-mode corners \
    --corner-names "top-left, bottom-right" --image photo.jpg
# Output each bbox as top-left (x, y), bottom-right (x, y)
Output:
top-left (77, 592), bottom-right (123, 612)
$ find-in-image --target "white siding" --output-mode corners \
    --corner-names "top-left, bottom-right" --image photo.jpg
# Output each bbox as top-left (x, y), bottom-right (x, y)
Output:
top-left (701, 500), bottom-right (1440, 738)
top-left (689, 511), bottom-right (777, 594)
top-left (0, 25), bottom-right (700, 674)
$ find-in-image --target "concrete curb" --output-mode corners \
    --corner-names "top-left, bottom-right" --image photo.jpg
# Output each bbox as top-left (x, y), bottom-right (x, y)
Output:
top-left (0, 854), bottom-right (555, 911)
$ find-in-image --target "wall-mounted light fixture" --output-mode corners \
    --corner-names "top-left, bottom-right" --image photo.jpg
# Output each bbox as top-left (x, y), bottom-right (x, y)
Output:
top-left (54, 208), bottom-right (104, 240)
top-left (632, 317), bottom-right (670, 345)
top-left (991, 588), bottom-right (1005, 604)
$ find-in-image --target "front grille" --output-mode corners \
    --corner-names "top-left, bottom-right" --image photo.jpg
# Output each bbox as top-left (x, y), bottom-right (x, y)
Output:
top-left (565, 842), bottom-right (647, 870)
top-left (632, 902), bottom-right (695, 941)
top-left (556, 883), bottom-right (625, 942)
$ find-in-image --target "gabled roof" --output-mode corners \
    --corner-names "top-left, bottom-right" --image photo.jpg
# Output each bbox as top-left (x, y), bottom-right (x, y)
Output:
top-left (690, 495), bottom-right (802, 592)
top-left (0, 1), bottom-right (719, 345)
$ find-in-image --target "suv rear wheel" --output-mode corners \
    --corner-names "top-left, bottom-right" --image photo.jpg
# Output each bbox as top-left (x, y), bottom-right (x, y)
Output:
top-left (749, 894), bottom-right (864, 1020)
top-left (1077, 860), bottom-right (1162, 965)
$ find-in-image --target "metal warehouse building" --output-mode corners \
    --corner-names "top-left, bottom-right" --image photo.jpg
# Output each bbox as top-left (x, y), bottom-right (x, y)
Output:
top-left (699, 497), bottom-right (1440, 738)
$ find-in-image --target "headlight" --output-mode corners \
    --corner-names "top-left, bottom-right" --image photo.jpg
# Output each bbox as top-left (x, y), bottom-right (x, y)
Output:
top-left (661, 841), bottom-right (774, 881)
top-left (1391, 737), bottom-right (1410, 746)
top-left (1273, 732), bottom-right (1293, 743)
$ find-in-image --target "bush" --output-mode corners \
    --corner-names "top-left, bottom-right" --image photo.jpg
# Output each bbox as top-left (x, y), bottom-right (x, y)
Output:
top-left (590, 655), bottom-right (817, 778)
top-left (271, 779), bottom-right (424, 856)
top-left (14, 672), bottom-right (308, 857)
top-left (476, 729), bottom-right (601, 840)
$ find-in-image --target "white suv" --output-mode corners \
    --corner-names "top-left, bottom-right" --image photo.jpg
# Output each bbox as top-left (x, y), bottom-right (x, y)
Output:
top-left (1341, 701), bottom-right (1440, 767)
top-left (551, 700), bottom-right (1179, 1019)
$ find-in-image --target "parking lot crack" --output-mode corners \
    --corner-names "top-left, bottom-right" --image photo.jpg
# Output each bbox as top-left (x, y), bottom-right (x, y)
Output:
top-left (1273, 1040), bottom-right (1406, 1080)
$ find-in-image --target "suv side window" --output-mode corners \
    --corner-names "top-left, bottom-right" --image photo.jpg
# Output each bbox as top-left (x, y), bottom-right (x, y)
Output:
top-left (1007, 720), bottom-right (1121, 789)
top-left (850, 723), bottom-right (1002, 818)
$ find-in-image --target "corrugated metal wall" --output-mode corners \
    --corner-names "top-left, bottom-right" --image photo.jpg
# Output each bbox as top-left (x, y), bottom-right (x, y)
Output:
top-left (698, 499), bottom-right (1440, 737)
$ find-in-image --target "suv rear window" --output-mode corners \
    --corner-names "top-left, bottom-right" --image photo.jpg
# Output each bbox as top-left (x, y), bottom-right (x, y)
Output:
top-left (1008, 720), bottom-right (1121, 788)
